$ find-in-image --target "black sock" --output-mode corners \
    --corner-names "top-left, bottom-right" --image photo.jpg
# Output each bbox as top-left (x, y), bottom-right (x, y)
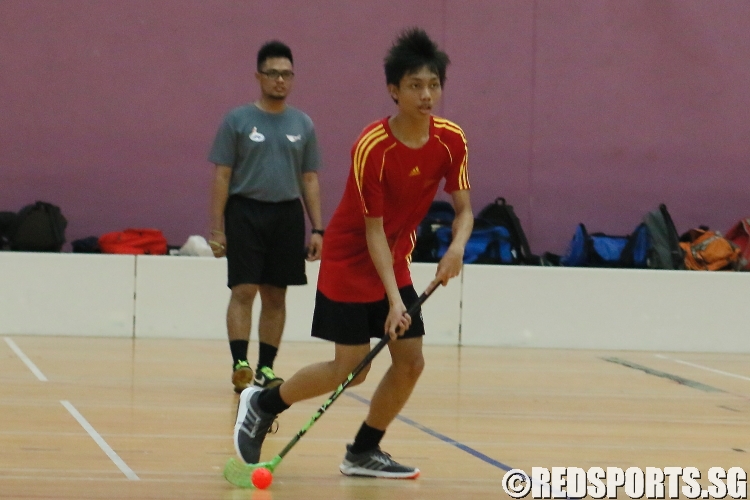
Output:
top-left (257, 342), bottom-right (278, 370)
top-left (257, 385), bottom-right (290, 415)
top-left (350, 422), bottom-right (385, 454)
top-left (229, 340), bottom-right (249, 366)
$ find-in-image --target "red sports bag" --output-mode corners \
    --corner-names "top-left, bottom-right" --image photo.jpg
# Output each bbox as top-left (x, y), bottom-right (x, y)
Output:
top-left (98, 228), bottom-right (168, 255)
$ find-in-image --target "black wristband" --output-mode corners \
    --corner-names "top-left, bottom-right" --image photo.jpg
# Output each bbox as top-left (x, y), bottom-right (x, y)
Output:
top-left (311, 228), bottom-right (325, 237)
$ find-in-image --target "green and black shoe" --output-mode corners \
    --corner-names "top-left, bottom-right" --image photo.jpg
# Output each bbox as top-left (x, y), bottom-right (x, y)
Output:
top-left (231, 360), bottom-right (253, 394)
top-left (253, 366), bottom-right (284, 388)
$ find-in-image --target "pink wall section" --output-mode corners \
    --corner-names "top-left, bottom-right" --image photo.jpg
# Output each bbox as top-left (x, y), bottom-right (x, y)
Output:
top-left (1, 0), bottom-right (748, 255)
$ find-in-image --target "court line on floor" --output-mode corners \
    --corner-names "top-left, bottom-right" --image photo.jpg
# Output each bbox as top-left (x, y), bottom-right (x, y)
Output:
top-left (344, 392), bottom-right (570, 498)
top-left (61, 400), bottom-right (140, 481)
top-left (655, 354), bottom-right (750, 383)
top-left (344, 391), bottom-right (511, 470)
top-left (602, 357), bottom-right (723, 393)
top-left (4, 337), bottom-right (47, 382)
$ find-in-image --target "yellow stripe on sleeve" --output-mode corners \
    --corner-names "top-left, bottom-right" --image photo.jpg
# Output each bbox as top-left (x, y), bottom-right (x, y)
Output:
top-left (433, 117), bottom-right (467, 142)
top-left (433, 118), bottom-right (470, 190)
top-left (352, 125), bottom-right (389, 213)
top-left (406, 230), bottom-right (417, 265)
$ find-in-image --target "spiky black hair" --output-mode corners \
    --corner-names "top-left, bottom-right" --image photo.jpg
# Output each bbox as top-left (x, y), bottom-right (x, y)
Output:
top-left (384, 27), bottom-right (450, 86)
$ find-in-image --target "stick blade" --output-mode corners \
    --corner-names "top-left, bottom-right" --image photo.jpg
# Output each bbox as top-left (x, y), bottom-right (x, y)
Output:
top-left (223, 458), bottom-right (258, 488)
top-left (223, 457), bottom-right (279, 488)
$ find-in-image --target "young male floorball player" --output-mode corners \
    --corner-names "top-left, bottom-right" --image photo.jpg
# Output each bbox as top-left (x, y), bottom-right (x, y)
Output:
top-left (234, 28), bottom-right (473, 478)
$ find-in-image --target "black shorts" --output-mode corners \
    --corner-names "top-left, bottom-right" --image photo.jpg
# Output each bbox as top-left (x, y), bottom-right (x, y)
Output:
top-left (224, 195), bottom-right (307, 288)
top-left (311, 285), bottom-right (425, 345)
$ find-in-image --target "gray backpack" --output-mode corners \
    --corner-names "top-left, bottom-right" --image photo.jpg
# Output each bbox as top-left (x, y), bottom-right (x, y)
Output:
top-left (643, 204), bottom-right (685, 270)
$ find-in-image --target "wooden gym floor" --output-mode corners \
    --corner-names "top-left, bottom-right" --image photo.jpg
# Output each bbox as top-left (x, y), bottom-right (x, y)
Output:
top-left (1, 336), bottom-right (748, 499)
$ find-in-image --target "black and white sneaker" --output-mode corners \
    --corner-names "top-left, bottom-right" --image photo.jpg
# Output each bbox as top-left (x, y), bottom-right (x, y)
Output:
top-left (233, 387), bottom-right (277, 464)
top-left (339, 444), bottom-right (420, 479)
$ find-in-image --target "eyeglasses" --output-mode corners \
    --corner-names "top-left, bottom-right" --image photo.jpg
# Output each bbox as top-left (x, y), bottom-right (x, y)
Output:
top-left (260, 70), bottom-right (295, 80)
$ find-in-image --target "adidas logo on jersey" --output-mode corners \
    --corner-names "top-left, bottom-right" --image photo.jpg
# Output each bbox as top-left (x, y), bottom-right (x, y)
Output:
top-left (409, 166), bottom-right (421, 177)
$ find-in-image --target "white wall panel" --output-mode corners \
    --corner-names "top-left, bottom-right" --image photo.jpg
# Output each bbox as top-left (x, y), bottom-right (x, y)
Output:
top-left (133, 256), bottom-right (321, 341)
top-left (0, 253), bottom-right (135, 337)
top-left (410, 263), bottom-right (462, 345)
top-left (281, 260), bottom-right (320, 342)
top-left (133, 255), bottom-right (229, 339)
top-left (6, 253), bottom-right (749, 353)
top-left (461, 265), bottom-right (750, 352)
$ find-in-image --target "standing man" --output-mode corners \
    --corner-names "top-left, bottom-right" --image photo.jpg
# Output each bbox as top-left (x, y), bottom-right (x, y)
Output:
top-left (208, 41), bottom-right (324, 393)
top-left (234, 28), bottom-right (473, 478)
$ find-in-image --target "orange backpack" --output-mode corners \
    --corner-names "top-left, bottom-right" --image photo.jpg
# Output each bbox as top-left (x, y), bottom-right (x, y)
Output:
top-left (678, 228), bottom-right (741, 271)
top-left (98, 228), bottom-right (168, 255)
top-left (725, 218), bottom-right (750, 271)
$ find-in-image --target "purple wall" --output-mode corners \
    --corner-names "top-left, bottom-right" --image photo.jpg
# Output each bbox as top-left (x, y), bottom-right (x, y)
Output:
top-left (1, 0), bottom-right (749, 255)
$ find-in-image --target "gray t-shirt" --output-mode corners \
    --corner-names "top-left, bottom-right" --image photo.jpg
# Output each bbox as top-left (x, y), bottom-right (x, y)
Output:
top-left (208, 104), bottom-right (321, 202)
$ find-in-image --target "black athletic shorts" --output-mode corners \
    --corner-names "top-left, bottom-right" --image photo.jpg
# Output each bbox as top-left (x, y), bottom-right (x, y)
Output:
top-left (224, 195), bottom-right (307, 288)
top-left (311, 285), bottom-right (425, 345)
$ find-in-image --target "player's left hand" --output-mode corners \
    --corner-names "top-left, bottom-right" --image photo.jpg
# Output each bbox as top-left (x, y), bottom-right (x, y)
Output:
top-left (435, 246), bottom-right (464, 286)
top-left (306, 233), bottom-right (323, 261)
top-left (209, 232), bottom-right (227, 258)
top-left (385, 301), bottom-right (411, 341)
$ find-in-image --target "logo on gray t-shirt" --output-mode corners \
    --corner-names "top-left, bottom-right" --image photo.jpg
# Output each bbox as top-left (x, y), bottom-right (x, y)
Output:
top-left (209, 104), bottom-right (321, 202)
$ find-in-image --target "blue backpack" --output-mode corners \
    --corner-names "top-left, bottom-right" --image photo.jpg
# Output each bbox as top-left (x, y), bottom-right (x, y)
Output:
top-left (476, 197), bottom-right (536, 264)
top-left (412, 201), bottom-right (456, 263)
top-left (436, 218), bottom-right (515, 264)
top-left (561, 223), bottom-right (650, 268)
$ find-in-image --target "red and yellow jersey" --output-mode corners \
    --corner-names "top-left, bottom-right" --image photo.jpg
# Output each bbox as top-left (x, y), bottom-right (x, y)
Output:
top-left (317, 116), bottom-right (470, 303)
